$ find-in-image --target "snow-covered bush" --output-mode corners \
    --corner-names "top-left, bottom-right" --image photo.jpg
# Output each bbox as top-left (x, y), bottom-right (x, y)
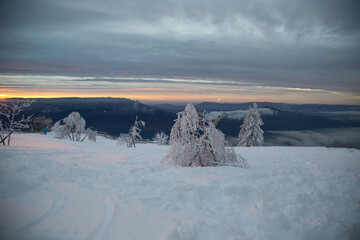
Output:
top-left (162, 103), bottom-right (248, 167)
top-left (116, 133), bottom-right (132, 147)
top-left (87, 128), bottom-right (97, 142)
top-left (128, 116), bottom-right (145, 148)
top-left (63, 112), bottom-right (86, 141)
top-left (153, 132), bottom-right (169, 145)
top-left (238, 103), bottom-right (264, 147)
top-left (52, 120), bottom-right (67, 139)
top-left (30, 115), bottom-right (52, 132)
top-left (51, 112), bottom-right (87, 141)
top-left (0, 99), bottom-right (35, 145)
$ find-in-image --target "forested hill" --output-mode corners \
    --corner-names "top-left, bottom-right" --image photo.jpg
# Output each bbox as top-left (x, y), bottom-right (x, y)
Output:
top-left (21, 98), bottom-right (176, 138)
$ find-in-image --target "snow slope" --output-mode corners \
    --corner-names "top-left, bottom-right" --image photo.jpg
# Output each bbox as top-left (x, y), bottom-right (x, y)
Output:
top-left (0, 133), bottom-right (359, 240)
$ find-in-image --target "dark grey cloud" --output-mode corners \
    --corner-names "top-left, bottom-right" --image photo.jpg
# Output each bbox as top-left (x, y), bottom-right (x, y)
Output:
top-left (0, 0), bottom-right (359, 95)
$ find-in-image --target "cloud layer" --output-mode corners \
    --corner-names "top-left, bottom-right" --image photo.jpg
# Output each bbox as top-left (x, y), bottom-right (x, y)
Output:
top-left (0, 0), bottom-right (359, 102)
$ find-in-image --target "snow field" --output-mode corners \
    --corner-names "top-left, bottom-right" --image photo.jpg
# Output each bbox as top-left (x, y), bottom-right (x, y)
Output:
top-left (0, 133), bottom-right (359, 240)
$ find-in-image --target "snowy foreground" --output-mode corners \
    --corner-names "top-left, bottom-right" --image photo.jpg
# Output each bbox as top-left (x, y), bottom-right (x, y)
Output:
top-left (1, 134), bottom-right (359, 240)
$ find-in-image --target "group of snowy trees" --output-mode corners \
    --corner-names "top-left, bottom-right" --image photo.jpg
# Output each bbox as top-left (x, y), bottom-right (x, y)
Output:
top-left (162, 103), bottom-right (249, 167)
top-left (0, 98), bottom-right (264, 168)
top-left (161, 103), bottom-right (264, 167)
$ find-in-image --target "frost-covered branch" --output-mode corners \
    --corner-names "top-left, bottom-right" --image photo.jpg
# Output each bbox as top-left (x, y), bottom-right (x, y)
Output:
top-left (0, 99), bottom-right (35, 145)
top-left (128, 116), bottom-right (145, 148)
top-left (153, 132), bottom-right (168, 145)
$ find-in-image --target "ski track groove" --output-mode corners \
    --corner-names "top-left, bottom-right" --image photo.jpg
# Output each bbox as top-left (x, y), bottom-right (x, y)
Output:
top-left (86, 195), bottom-right (116, 240)
top-left (9, 187), bottom-right (65, 239)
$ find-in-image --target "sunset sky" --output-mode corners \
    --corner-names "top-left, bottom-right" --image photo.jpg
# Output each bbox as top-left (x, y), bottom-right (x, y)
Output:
top-left (0, 0), bottom-right (359, 104)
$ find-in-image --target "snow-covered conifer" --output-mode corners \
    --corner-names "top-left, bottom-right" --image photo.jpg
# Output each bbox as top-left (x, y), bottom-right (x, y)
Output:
top-left (238, 103), bottom-right (264, 147)
top-left (128, 116), bottom-right (145, 148)
top-left (0, 99), bottom-right (35, 145)
top-left (162, 103), bottom-right (248, 167)
top-left (153, 132), bottom-right (168, 145)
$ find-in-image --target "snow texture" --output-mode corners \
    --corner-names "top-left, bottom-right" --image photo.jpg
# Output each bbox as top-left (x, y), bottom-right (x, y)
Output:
top-left (0, 133), bottom-right (359, 240)
top-left (238, 103), bottom-right (264, 147)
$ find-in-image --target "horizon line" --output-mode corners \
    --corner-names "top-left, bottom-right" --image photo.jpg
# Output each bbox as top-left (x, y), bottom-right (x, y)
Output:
top-left (1, 96), bottom-right (360, 106)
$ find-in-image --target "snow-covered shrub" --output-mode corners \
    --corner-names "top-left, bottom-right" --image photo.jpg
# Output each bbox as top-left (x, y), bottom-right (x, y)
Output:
top-left (162, 103), bottom-right (248, 167)
top-left (30, 115), bottom-right (52, 132)
top-left (52, 120), bottom-right (67, 139)
top-left (128, 116), bottom-right (145, 148)
top-left (0, 99), bottom-right (35, 145)
top-left (63, 112), bottom-right (86, 141)
top-left (87, 128), bottom-right (97, 142)
top-left (116, 133), bottom-right (132, 147)
top-left (238, 103), bottom-right (264, 147)
top-left (51, 112), bottom-right (87, 141)
top-left (153, 132), bottom-right (169, 145)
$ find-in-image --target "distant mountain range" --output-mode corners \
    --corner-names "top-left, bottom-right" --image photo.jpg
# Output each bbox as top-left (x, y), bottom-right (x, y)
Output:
top-left (155, 102), bottom-right (360, 113)
top-left (2, 98), bottom-right (360, 147)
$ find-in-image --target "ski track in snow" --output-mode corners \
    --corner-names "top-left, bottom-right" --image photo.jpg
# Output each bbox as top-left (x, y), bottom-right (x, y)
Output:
top-left (0, 133), bottom-right (359, 240)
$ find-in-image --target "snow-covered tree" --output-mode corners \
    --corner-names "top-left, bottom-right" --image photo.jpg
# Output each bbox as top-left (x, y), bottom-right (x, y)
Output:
top-left (116, 133), bottom-right (132, 147)
top-left (63, 112), bottom-right (86, 141)
top-left (128, 116), bottom-right (145, 148)
top-left (30, 115), bottom-right (52, 132)
top-left (153, 131), bottom-right (168, 145)
top-left (162, 103), bottom-right (248, 167)
top-left (52, 120), bottom-right (67, 139)
top-left (238, 103), bottom-right (264, 147)
top-left (0, 99), bottom-right (35, 145)
top-left (51, 112), bottom-right (87, 141)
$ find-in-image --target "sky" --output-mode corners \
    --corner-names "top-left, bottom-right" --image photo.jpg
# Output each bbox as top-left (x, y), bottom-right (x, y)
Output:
top-left (0, 0), bottom-right (359, 104)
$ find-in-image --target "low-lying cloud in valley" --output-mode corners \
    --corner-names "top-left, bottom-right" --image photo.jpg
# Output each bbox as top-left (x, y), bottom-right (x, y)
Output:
top-left (265, 128), bottom-right (360, 149)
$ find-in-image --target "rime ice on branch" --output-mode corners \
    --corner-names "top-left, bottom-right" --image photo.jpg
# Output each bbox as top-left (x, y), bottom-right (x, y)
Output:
top-left (128, 116), bottom-right (145, 148)
top-left (0, 99), bottom-right (35, 145)
top-left (238, 103), bottom-right (264, 147)
top-left (162, 103), bottom-right (248, 167)
top-left (153, 132), bottom-right (169, 145)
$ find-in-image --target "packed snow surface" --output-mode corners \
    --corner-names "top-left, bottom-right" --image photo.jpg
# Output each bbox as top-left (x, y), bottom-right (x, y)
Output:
top-left (1, 133), bottom-right (359, 240)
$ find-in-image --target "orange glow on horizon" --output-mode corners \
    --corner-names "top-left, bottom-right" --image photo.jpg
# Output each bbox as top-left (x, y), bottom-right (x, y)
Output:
top-left (1, 85), bottom-right (359, 105)
top-left (0, 91), bottom-right (359, 105)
